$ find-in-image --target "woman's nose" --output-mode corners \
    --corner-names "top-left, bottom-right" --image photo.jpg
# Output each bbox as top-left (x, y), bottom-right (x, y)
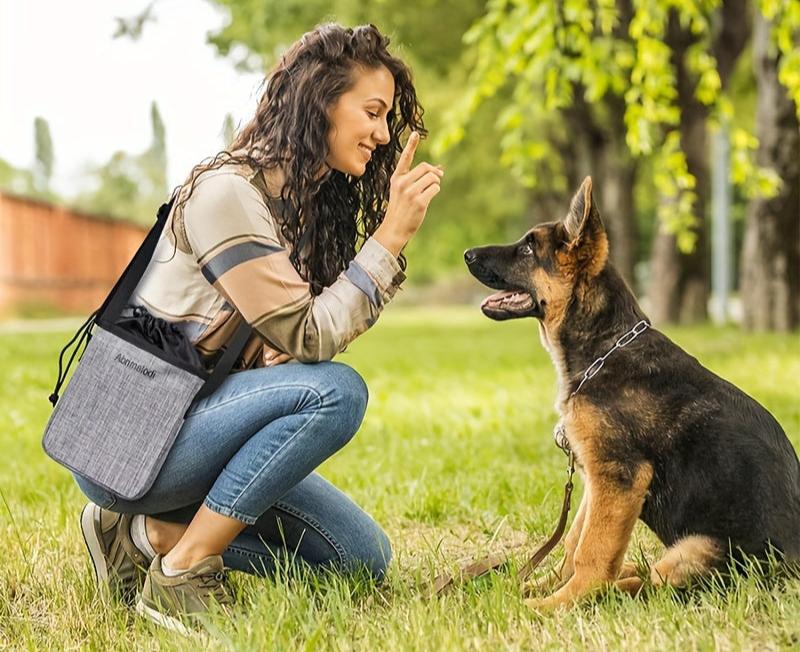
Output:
top-left (374, 120), bottom-right (390, 145)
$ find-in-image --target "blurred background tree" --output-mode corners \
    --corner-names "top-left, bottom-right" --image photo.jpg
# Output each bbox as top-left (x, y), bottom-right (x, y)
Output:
top-left (436, 0), bottom-right (797, 328)
top-left (221, 112), bottom-right (237, 148)
top-left (740, 7), bottom-right (799, 331)
top-left (1, 117), bottom-right (59, 202)
top-left (33, 116), bottom-right (56, 199)
top-left (0, 156), bottom-right (36, 198)
top-left (72, 101), bottom-right (169, 225)
top-left (3, 0), bottom-right (796, 330)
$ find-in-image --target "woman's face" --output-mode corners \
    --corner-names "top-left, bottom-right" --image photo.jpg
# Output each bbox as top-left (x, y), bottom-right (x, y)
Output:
top-left (326, 65), bottom-right (395, 177)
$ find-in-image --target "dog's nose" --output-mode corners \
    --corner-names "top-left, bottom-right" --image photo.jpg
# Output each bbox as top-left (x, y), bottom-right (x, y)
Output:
top-left (464, 249), bottom-right (477, 265)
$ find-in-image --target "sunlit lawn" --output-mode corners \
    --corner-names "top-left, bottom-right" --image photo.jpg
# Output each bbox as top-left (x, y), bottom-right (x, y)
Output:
top-left (1, 307), bottom-right (799, 650)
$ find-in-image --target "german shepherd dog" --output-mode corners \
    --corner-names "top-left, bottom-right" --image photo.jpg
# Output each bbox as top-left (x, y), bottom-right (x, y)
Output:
top-left (464, 177), bottom-right (800, 610)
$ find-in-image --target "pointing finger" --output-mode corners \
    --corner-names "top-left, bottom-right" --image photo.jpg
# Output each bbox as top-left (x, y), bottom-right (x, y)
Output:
top-left (396, 131), bottom-right (420, 175)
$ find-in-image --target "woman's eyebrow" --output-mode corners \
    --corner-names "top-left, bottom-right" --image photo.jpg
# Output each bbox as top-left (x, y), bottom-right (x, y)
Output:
top-left (366, 97), bottom-right (389, 108)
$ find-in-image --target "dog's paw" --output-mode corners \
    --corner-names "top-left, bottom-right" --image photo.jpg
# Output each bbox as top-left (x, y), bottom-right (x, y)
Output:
top-left (617, 562), bottom-right (639, 580)
top-left (522, 571), bottom-right (563, 597)
top-left (614, 576), bottom-right (645, 596)
top-left (524, 595), bottom-right (570, 613)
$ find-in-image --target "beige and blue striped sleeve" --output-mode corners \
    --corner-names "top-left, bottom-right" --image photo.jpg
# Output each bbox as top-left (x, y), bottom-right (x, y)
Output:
top-left (182, 170), bottom-right (405, 363)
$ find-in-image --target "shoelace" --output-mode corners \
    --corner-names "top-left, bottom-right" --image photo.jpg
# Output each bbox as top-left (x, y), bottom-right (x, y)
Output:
top-left (196, 570), bottom-right (233, 605)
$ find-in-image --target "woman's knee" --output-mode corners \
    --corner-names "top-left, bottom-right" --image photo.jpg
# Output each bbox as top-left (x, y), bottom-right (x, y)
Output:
top-left (316, 362), bottom-right (368, 440)
top-left (344, 522), bottom-right (393, 583)
top-left (73, 473), bottom-right (117, 510)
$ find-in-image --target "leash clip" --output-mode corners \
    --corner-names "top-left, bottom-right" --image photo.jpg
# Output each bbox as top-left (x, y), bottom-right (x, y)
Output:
top-left (553, 421), bottom-right (571, 457)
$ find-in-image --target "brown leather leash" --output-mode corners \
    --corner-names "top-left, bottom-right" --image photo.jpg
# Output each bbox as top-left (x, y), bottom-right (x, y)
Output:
top-left (431, 447), bottom-right (575, 596)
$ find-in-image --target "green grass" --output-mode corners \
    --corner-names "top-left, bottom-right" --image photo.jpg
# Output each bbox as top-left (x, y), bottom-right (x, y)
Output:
top-left (1, 307), bottom-right (799, 650)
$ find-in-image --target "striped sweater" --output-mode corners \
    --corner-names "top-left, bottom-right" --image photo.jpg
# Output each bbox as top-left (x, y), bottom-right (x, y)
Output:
top-left (130, 161), bottom-right (405, 372)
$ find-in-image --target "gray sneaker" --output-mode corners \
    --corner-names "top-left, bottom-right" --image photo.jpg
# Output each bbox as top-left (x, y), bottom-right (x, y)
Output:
top-left (135, 554), bottom-right (234, 635)
top-left (79, 502), bottom-right (150, 604)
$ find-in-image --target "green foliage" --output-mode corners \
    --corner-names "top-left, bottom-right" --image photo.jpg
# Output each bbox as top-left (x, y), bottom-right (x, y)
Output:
top-left (150, 102), bottom-right (166, 156)
top-left (140, 101), bottom-right (168, 199)
top-left (730, 124), bottom-right (782, 198)
top-left (440, 0), bottom-right (792, 254)
top-left (0, 119), bottom-right (60, 205)
top-left (206, 0), bottom-right (338, 71)
top-left (73, 151), bottom-right (146, 221)
top-left (111, 2), bottom-right (156, 40)
top-left (73, 101), bottom-right (169, 225)
top-left (0, 157), bottom-right (36, 198)
top-left (760, 0), bottom-right (800, 115)
top-left (2, 308), bottom-right (799, 648)
top-left (207, 0), bottom-right (486, 74)
top-left (653, 130), bottom-right (699, 252)
top-left (402, 94), bottom-right (528, 281)
top-left (70, 0), bottom-right (796, 279)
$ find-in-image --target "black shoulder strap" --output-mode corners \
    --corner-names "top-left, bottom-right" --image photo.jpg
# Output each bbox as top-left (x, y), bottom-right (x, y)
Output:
top-left (190, 320), bottom-right (252, 405)
top-left (50, 195), bottom-right (254, 408)
top-left (99, 194), bottom-right (253, 397)
top-left (98, 196), bottom-right (176, 324)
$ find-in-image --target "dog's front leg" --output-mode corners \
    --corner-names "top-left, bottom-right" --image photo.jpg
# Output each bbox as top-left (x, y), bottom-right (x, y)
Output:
top-left (526, 462), bottom-right (652, 611)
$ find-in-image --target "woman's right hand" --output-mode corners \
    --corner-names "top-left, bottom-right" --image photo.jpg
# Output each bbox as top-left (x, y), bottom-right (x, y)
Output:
top-left (261, 343), bottom-right (293, 367)
top-left (374, 131), bottom-right (444, 257)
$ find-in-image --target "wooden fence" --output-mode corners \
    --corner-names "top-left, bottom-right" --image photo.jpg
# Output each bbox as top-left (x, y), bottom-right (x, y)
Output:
top-left (0, 192), bottom-right (148, 318)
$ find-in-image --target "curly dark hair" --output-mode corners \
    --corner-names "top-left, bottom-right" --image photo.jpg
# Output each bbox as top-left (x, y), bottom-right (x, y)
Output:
top-left (171, 23), bottom-right (425, 295)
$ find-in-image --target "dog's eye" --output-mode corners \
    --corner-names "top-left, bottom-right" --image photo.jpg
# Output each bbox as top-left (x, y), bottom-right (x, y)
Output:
top-left (521, 242), bottom-right (534, 256)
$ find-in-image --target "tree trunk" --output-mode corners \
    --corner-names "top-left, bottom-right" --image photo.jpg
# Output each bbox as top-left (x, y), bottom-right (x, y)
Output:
top-left (597, 96), bottom-right (639, 289)
top-left (714, 0), bottom-right (750, 88)
top-left (740, 12), bottom-right (800, 331)
top-left (648, 12), bottom-right (710, 324)
top-left (648, 0), bottom-right (750, 324)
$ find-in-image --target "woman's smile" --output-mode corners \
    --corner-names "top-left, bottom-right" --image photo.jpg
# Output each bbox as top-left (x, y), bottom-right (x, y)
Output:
top-left (358, 143), bottom-right (374, 160)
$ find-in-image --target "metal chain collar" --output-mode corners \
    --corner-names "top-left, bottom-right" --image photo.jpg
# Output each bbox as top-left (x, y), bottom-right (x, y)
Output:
top-left (553, 319), bottom-right (650, 455)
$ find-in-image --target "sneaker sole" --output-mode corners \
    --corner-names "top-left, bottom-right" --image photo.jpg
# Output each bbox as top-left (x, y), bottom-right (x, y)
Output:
top-left (135, 599), bottom-right (191, 636)
top-left (79, 502), bottom-right (109, 586)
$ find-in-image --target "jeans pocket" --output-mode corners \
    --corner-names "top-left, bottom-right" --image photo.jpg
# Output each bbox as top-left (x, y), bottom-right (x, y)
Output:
top-left (73, 472), bottom-right (117, 509)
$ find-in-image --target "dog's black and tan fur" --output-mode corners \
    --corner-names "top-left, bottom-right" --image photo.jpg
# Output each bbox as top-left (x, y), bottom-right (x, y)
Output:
top-left (465, 177), bottom-right (800, 610)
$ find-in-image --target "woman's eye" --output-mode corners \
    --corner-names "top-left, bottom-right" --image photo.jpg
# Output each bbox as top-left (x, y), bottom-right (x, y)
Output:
top-left (367, 111), bottom-right (379, 119)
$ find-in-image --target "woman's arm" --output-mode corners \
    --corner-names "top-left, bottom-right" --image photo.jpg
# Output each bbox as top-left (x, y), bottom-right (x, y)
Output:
top-left (183, 170), bottom-right (404, 363)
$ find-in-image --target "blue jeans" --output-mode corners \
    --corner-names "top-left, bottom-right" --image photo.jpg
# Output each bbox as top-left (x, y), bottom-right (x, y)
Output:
top-left (73, 361), bottom-right (392, 581)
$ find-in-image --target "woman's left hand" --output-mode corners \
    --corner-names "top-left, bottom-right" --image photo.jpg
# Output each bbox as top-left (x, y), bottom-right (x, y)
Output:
top-left (262, 344), bottom-right (293, 366)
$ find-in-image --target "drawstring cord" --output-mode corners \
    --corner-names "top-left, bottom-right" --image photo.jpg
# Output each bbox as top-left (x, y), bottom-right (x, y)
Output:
top-left (48, 309), bottom-right (99, 406)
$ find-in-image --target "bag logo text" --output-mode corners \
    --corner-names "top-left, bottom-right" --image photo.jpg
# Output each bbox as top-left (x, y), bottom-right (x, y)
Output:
top-left (114, 353), bottom-right (156, 379)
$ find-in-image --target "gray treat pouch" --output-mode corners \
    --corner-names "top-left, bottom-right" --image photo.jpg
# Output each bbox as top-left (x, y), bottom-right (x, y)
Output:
top-left (41, 195), bottom-right (252, 502)
top-left (42, 326), bottom-right (204, 500)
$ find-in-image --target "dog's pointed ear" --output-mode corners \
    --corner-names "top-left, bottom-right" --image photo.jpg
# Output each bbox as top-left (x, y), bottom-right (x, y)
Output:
top-left (564, 176), bottom-right (604, 245)
top-left (561, 177), bottom-right (608, 276)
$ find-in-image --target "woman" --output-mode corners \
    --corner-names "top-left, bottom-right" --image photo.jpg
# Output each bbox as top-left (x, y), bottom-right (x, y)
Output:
top-left (74, 23), bottom-right (442, 633)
